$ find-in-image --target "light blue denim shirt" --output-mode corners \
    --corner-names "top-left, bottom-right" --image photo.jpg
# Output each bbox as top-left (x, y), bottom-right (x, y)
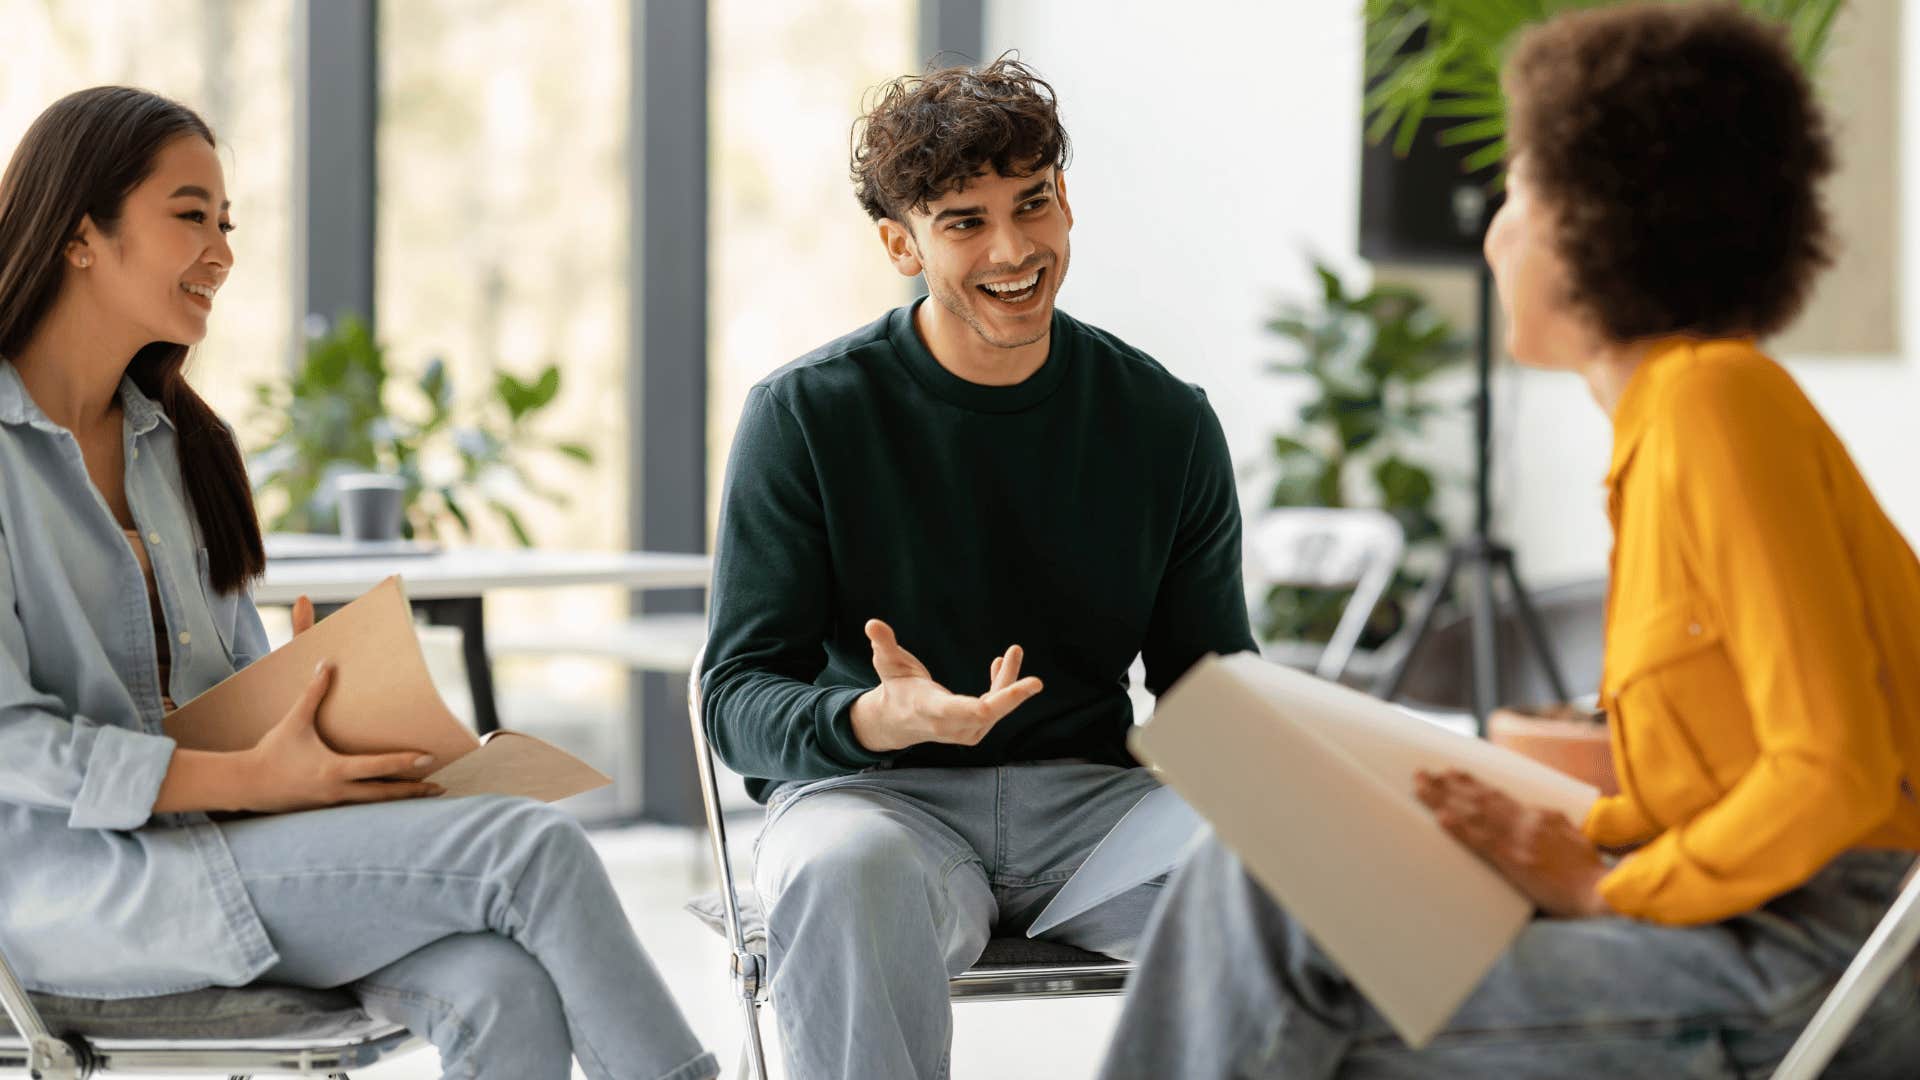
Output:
top-left (0, 360), bottom-right (280, 997)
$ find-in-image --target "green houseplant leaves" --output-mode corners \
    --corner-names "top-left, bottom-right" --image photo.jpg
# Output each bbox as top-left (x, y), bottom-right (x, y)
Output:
top-left (1260, 261), bottom-right (1466, 649)
top-left (248, 316), bottom-right (593, 545)
top-left (1364, 0), bottom-right (1846, 179)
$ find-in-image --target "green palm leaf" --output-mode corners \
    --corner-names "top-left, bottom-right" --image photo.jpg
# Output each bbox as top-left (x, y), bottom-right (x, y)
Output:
top-left (1362, 0), bottom-right (1845, 181)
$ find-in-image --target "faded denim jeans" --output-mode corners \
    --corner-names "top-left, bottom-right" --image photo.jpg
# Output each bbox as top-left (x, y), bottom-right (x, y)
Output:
top-left (220, 794), bottom-right (718, 1080)
top-left (753, 761), bottom-right (1164, 1080)
top-left (1099, 834), bottom-right (1920, 1079)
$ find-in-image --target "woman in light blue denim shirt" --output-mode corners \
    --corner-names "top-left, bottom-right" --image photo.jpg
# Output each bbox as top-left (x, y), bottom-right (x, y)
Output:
top-left (0, 87), bottom-right (716, 1080)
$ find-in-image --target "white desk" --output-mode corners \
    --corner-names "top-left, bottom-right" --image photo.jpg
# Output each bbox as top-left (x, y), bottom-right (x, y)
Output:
top-left (260, 541), bottom-right (712, 736)
top-left (259, 547), bottom-right (713, 605)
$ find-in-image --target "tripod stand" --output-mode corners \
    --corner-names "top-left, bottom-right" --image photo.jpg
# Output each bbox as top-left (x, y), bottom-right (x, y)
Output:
top-left (1374, 265), bottom-right (1571, 733)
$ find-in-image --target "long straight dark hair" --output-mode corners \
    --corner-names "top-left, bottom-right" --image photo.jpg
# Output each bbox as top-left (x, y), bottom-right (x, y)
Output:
top-left (0, 86), bottom-right (265, 593)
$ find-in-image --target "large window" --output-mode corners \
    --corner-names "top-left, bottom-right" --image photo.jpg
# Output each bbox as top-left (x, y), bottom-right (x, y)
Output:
top-left (378, 0), bottom-right (629, 554)
top-left (0, 0), bottom-right (295, 426)
top-left (709, 0), bottom-right (917, 523)
top-left (378, 0), bottom-right (633, 799)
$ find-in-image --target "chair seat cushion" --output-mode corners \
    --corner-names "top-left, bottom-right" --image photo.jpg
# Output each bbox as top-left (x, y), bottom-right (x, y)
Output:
top-left (973, 937), bottom-right (1120, 968)
top-left (686, 890), bottom-right (1121, 968)
top-left (685, 889), bottom-right (769, 951)
top-left (2, 984), bottom-right (387, 1043)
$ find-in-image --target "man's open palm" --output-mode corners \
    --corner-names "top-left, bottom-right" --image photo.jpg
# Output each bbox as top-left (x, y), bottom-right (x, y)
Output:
top-left (850, 619), bottom-right (1044, 752)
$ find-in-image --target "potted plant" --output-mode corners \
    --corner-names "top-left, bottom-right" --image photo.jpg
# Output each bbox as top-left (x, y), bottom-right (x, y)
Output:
top-left (1258, 260), bottom-right (1466, 656)
top-left (247, 316), bottom-right (592, 545)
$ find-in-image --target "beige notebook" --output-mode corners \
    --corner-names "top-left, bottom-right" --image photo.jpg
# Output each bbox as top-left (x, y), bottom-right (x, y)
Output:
top-left (163, 576), bottom-right (610, 803)
top-left (1128, 652), bottom-right (1598, 1049)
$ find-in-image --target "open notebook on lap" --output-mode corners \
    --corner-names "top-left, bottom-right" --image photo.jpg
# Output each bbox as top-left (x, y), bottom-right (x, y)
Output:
top-left (163, 576), bottom-right (608, 803)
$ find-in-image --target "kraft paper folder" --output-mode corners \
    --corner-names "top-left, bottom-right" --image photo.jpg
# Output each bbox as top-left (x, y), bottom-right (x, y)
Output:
top-left (1124, 652), bottom-right (1599, 1049)
top-left (163, 576), bottom-right (610, 804)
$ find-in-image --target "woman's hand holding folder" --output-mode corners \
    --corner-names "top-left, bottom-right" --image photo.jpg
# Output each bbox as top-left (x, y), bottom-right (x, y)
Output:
top-left (236, 659), bottom-right (446, 814)
top-left (1417, 769), bottom-right (1615, 919)
top-left (154, 595), bottom-right (447, 816)
top-left (241, 595), bottom-right (445, 812)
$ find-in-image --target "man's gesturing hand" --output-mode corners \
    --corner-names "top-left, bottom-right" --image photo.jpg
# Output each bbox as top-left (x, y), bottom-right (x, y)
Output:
top-left (848, 619), bottom-right (1044, 753)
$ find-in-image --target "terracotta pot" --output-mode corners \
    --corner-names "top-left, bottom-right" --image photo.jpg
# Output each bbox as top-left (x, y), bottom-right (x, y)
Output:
top-left (1487, 708), bottom-right (1619, 797)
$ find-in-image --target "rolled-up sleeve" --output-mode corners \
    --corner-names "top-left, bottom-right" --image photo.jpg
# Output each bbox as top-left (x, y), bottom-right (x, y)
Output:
top-left (0, 530), bottom-right (176, 830)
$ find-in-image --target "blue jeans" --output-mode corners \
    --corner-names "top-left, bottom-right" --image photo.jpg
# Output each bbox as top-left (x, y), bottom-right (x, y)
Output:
top-left (218, 795), bottom-right (717, 1080)
top-left (1099, 834), bottom-right (1920, 1078)
top-left (753, 761), bottom-right (1164, 1080)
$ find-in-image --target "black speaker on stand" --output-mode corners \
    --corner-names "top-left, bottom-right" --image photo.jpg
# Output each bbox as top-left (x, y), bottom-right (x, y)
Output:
top-left (1356, 91), bottom-right (1571, 731)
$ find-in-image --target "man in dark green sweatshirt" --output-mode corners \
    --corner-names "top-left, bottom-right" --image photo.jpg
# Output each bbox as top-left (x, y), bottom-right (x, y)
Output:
top-left (700, 55), bottom-right (1257, 1080)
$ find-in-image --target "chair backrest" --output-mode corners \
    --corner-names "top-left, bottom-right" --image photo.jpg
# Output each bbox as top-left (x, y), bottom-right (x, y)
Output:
top-left (1770, 858), bottom-right (1920, 1080)
top-left (1244, 507), bottom-right (1405, 680)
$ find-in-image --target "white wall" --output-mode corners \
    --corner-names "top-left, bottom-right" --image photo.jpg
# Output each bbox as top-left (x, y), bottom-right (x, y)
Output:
top-left (984, 0), bottom-right (1366, 500)
top-left (987, 0), bottom-right (1920, 586)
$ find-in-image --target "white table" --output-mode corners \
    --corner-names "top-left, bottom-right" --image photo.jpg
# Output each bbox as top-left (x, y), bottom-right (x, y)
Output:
top-left (259, 544), bottom-right (712, 605)
top-left (261, 541), bottom-right (712, 735)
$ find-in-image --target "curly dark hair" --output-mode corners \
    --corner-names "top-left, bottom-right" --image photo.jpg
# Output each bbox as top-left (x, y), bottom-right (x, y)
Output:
top-left (1504, 1), bottom-right (1834, 341)
top-left (851, 53), bottom-right (1070, 224)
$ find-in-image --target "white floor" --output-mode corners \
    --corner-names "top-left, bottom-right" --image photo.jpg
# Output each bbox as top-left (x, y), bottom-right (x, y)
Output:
top-left (342, 822), bottom-right (1124, 1080)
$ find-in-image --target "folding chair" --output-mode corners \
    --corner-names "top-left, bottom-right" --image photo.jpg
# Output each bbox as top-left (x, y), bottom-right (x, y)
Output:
top-left (0, 946), bottom-right (421, 1079)
top-left (1770, 858), bottom-right (1920, 1079)
top-left (684, 655), bottom-right (1130, 1080)
top-left (1245, 507), bottom-right (1405, 681)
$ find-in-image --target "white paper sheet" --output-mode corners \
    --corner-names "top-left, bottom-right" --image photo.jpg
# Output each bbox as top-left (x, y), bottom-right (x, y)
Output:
top-left (1026, 785), bottom-right (1205, 937)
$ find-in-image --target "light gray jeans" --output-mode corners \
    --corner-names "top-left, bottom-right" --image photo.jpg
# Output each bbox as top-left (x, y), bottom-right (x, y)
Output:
top-left (1099, 834), bottom-right (1920, 1078)
top-left (753, 760), bottom-right (1164, 1080)
top-left (218, 794), bottom-right (718, 1080)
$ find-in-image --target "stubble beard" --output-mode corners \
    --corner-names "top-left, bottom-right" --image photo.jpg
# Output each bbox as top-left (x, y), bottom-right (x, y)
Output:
top-left (928, 239), bottom-right (1071, 351)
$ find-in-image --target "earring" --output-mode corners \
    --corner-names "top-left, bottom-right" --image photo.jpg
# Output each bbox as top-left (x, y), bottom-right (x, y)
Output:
top-left (76, 255), bottom-right (91, 268)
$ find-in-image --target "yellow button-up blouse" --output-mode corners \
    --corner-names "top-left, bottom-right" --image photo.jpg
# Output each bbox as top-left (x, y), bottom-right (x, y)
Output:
top-left (1583, 338), bottom-right (1920, 925)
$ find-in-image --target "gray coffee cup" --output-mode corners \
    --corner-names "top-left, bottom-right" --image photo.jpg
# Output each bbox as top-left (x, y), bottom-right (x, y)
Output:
top-left (335, 472), bottom-right (408, 541)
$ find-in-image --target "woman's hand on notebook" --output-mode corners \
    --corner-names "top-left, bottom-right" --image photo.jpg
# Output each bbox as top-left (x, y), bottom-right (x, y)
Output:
top-left (237, 660), bottom-right (447, 814)
top-left (1416, 769), bottom-right (1615, 919)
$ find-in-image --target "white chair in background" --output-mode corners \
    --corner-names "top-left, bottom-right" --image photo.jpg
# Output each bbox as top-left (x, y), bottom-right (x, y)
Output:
top-left (1244, 506), bottom-right (1406, 681)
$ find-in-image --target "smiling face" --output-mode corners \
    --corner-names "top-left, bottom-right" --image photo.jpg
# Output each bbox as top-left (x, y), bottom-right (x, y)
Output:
top-left (879, 165), bottom-right (1073, 352)
top-left (66, 134), bottom-right (233, 347)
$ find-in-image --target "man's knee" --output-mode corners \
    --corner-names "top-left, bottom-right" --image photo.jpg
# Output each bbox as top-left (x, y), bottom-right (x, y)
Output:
top-left (756, 793), bottom-right (973, 918)
top-left (766, 812), bottom-right (952, 905)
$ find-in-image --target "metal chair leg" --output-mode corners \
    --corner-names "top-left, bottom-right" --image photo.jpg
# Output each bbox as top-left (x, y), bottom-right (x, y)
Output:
top-left (731, 947), bottom-right (769, 1080)
top-left (740, 994), bottom-right (768, 1079)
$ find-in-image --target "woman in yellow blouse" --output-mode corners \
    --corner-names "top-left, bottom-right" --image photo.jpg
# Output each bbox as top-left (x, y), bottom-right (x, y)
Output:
top-left (1099, 4), bottom-right (1920, 1077)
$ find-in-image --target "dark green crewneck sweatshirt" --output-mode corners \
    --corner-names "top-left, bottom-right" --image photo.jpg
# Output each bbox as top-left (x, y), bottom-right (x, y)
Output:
top-left (702, 300), bottom-right (1257, 801)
